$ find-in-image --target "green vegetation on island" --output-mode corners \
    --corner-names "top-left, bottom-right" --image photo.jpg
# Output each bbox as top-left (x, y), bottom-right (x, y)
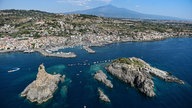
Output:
top-left (113, 57), bottom-right (145, 67)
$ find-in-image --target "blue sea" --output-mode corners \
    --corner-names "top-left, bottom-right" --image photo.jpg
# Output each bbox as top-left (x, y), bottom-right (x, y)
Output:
top-left (0, 38), bottom-right (192, 108)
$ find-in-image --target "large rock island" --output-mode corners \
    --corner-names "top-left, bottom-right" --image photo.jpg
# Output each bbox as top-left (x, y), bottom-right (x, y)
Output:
top-left (21, 64), bottom-right (64, 104)
top-left (106, 57), bottom-right (184, 97)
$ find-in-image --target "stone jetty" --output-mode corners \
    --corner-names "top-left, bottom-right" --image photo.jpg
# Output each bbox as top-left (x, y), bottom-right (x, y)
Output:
top-left (83, 46), bottom-right (95, 53)
top-left (36, 49), bottom-right (77, 58)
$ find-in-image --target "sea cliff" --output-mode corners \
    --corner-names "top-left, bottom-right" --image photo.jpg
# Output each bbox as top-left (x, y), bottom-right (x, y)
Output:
top-left (21, 64), bottom-right (64, 104)
top-left (94, 70), bottom-right (113, 88)
top-left (106, 57), bottom-right (184, 97)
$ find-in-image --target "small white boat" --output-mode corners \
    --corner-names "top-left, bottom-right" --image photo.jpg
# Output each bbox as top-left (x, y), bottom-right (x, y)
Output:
top-left (8, 67), bottom-right (20, 73)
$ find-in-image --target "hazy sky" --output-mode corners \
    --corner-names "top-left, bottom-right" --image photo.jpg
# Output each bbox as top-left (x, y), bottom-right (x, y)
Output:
top-left (0, 0), bottom-right (192, 19)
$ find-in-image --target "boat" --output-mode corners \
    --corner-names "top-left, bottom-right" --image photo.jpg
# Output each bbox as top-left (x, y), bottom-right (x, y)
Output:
top-left (8, 67), bottom-right (20, 73)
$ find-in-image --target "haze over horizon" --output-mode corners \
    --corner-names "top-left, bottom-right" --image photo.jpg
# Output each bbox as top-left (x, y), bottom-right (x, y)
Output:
top-left (0, 0), bottom-right (192, 20)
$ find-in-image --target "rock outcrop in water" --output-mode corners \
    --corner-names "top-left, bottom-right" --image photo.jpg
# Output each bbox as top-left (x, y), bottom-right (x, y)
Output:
top-left (94, 70), bottom-right (113, 88)
top-left (106, 57), bottom-right (184, 97)
top-left (98, 88), bottom-right (110, 103)
top-left (21, 64), bottom-right (64, 104)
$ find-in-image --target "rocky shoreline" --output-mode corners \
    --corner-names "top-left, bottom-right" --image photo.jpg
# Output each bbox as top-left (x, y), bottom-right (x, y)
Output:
top-left (21, 64), bottom-right (65, 104)
top-left (106, 57), bottom-right (184, 97)
top-left (0, 34), bottom-right (191, 58)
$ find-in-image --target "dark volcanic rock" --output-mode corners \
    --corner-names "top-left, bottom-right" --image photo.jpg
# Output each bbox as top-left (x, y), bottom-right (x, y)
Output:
top-left (21, 64), bottom-right (64, 104)
top-left (106, 57), bottom-right (184, 97)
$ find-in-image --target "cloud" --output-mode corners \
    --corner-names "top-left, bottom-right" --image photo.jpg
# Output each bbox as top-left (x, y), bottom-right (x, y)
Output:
top-left (100, 0), bottom-right (112, 3)
top-left (57, 0), bottom-right (112, 6)
top-left (135, 5), bottom-right (140, 8)
top-left (57, 0), bottom-right (90, 6)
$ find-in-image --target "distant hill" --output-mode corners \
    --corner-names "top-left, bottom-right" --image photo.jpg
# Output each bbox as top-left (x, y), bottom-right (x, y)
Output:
top-left (66, 5), bottom-right (182, 20)
top-left (1, 9), bottom-right (191, 39)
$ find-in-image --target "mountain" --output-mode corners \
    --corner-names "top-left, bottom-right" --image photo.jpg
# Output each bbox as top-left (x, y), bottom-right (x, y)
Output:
top-left (66, 5), bottom-right (181, 20)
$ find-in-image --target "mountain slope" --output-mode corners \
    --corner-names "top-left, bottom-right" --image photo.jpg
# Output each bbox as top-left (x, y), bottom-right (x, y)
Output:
top-left (67, 5), bottom-right (180, 20)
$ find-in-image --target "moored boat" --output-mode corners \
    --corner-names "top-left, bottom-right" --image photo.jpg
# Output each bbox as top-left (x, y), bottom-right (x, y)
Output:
top-left (8, 67), bottom-right (20, 73)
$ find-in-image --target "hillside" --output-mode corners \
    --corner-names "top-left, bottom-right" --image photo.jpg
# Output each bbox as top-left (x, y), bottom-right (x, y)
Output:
top-left (0, 9), bottom-right (192, 38)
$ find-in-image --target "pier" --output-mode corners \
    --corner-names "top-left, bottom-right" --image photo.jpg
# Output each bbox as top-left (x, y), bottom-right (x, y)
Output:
top-left (36, 49), bottom-right (77, 58)
top-left (83, 46), bottom-right (95, 53)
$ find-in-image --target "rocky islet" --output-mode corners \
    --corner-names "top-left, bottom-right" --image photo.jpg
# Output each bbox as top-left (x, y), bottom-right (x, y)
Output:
top-left (98, 88), bottom-right (111, 103)
top-left (94, 70), bottom-right (113, 88)
top-left (21, 64), bottom-right (65, 104)
top-left (21, 57), bottom-right (185, 104)
top-left (106, 57), bottom-right (184, 97)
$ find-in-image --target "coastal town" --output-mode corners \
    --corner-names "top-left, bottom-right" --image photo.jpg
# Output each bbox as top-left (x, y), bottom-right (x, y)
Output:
top-left (1, 1), bottom-right (192, 107)
top-left (0, 10), bottom-right (192, 57)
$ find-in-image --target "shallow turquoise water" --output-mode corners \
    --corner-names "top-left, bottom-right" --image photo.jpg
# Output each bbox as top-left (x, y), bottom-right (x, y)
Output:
top-left (0, 38), bottom-right (192, 108)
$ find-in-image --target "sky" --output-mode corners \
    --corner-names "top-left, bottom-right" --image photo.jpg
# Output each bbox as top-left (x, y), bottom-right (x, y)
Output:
top-left (0, 0), bottom-right (192, 19)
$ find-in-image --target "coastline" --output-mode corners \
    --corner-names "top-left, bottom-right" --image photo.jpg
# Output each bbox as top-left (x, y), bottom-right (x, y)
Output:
top-left (0, 35), bottom-right (191, 57)
top-left (0, 36), bottom-right (192, 108)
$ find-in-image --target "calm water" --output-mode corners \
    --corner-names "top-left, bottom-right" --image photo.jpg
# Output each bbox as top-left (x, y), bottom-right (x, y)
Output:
top-left (0, 38), bottom-right (192, 108)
